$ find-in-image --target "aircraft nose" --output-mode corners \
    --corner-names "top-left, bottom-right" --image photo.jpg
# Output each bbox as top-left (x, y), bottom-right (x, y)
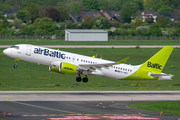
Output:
top-left (3, 49), bottom-right (9, 55)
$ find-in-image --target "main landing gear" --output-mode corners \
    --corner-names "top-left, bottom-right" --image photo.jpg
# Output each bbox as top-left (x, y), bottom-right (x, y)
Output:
top-left (76, 74), bottom-right (88, 83)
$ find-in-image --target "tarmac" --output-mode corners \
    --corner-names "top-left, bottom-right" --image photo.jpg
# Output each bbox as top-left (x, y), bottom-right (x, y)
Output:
top-left (0, 91), bottom-right (180, 120)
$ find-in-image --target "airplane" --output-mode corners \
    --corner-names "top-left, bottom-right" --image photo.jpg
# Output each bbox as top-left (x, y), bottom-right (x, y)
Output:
top-left (3, 44), bottom-right (174, 82)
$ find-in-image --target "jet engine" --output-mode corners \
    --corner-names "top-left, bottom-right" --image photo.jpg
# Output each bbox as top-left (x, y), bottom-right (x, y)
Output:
top-left (49, 62), bottom-right (78, 75)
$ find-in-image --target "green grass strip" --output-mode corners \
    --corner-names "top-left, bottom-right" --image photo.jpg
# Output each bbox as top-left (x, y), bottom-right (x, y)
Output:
top-left (128, 101), bottom-right (180, 116)
top-left (0, 39), bottom-right (180, 45)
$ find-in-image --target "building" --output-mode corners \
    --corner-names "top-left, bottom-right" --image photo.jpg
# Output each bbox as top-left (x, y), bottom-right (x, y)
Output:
top-left (81, 10), bottom-right (121, 22)
top-left (160, 13), bottom-right (178, 22)
top-left (65, 29), bottom-right (108, 41)
top-left (67, 11), bottom-right (81, 22)
top-left (1, 10), bottom-right (16, 17)
top-left (141, 8), bottom-right (159, 22)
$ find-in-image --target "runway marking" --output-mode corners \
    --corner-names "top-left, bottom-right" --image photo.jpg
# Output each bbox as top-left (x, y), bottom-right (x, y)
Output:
top-left (5, 96), bottom-right (78, 114)
top-left (22, 114), bottom-right (148, 117)
top-left (48, 116), bottom-right (100, 119)
top-left (101, 116), bottom-right (160, 119)
top-left (47, 116), bottom-right (160, 120)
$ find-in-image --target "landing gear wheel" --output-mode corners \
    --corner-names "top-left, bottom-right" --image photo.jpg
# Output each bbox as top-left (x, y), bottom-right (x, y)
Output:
top-left (14, 65), bottom-right (18, 68)
top-left (14, 60), bottom-right (18, 68)
top-left (76, 77), bottom-right (82, 82)
top-left (83, 77), bottom-right (88, 83)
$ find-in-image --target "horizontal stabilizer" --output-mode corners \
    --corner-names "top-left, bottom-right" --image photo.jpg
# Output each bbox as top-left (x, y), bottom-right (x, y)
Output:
top-left (151, 74), bottom-right (174, 80)
top-left (118, 57), bottom-right (129, 63)
top-left (151, 74), bottom-right (173, 77)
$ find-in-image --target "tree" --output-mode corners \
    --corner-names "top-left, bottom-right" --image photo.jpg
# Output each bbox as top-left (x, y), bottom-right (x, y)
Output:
top-left (56, 7), bottom-right (69, 22)
top-left (4, 0), bottom-right (21, 6)
top-left (21, 0), bottom-right (59, 9)
top-left (20, 24), bottom-right (34, 35)
top-left (121, 2), bottom-right (140, 23)
top-left (34, 18), bottom-right (41, 26)
top-left (12, 4), bottom-right (21, 12)
top-left (82, 0), bottom-right (99, 11)
top-left (162, 0), bottom-right (180, 8)
top-left (136, 26), bottom-right (149, 36)
top-left (12, 19), bottom-right (23, 29)
top-left (79, 4), bottom-right (86, 16)
top-left (0, 13), bottom-right (4, 19)
top-left (97, 0), bottom-right (107, 10)
top-left (36, 17), bottom-right (55, 35)
top-left (131, 0), bottom-right (144, 11)
top-left (157, 5), bottom-right (173, 13)
top-left (130, 18), bottom-right (144, 29)
top-left (16, 10), bottom-right (30, 23)
top-left (110, 20), bottom-right (119, 28)
top-left (39, 6), bottom-right (49, 18)
top-left (7, 13), bottom-right (16, 20)
top-left (144, 0), bottom-right (163, 11)
top-left (26, 3), bottom-right (39, 23)
top-left (70, 2), bottom-right (80, 15)
top-left (172, 9), bottom-right (180, 21)
top-left (47, 8), bottom-right (60, 22)
top-left (1, 4), bottom-right (12, 11)
top-left (82, 16), bottom-right (95, 29)
top-left (1, 18), bottom-right (9, 28)
top-left (149, 22), bottom-right (162, 36)
top-left (157, 15), bottom-right (169, 28)
top-left (95, 17), bottom-right (111, 29)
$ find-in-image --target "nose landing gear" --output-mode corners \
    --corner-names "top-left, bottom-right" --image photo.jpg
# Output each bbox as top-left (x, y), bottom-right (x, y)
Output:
top-left (13, 58), bottom-right (20, 68)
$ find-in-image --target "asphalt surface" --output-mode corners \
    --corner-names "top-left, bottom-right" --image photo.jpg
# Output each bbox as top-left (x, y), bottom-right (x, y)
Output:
top-left (1, 45), bottom-right (180, 48)
top-left (0, 91), bottom-right (180, 120)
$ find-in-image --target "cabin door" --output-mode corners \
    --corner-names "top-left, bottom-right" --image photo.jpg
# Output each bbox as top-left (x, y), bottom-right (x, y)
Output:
top-left (26, 45), bottom-right (32, 56)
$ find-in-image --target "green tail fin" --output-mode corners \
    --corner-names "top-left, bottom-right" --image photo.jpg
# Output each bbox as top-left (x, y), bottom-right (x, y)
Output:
top-left (141, 46), bottom-right (174, 72)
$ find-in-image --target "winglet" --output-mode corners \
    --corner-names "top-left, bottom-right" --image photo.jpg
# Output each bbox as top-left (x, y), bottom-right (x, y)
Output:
top-left (118, 57), bottom-right (129, 63)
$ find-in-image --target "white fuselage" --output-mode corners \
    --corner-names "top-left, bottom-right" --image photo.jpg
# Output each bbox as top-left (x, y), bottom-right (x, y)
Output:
top-left (3, 44), bottom-right (140, 80)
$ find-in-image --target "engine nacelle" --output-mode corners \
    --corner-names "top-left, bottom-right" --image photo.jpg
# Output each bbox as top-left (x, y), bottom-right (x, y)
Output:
top-left (49, 62), bottom-right (78, 75)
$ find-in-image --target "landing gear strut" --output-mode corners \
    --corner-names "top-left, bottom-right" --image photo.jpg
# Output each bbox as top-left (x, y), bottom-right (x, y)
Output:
top-left (14, 61), bottom-right (18, 68)
top-left (13, 58), bottom-right (20, 68)
top-left (76, 74), bottom-right (82, 82)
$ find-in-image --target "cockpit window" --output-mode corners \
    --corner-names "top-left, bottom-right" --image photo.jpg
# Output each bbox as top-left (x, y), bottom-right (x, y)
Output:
top-left (10, 46), bottom-right (19, 49)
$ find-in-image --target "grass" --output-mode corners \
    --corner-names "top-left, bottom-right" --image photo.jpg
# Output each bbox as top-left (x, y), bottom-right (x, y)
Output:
top-left (0, 47), bottom-right (180, 91)
top-left (128, 101), bottom-right (180, 116)
top-left (0, 39), bottom-right (180, 45)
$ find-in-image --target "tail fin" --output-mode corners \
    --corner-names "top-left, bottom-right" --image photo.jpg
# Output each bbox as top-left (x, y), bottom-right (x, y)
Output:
top-left (140, 46), bottom-right (174, 72)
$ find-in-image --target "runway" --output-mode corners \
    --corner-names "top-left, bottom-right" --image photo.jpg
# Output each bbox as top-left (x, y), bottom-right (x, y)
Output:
top-left (0, 91), bottom-right (180, 120)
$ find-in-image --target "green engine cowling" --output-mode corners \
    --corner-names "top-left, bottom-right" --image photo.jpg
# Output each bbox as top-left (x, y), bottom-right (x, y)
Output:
top-left (49, 62), bottom-right (78, 75)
